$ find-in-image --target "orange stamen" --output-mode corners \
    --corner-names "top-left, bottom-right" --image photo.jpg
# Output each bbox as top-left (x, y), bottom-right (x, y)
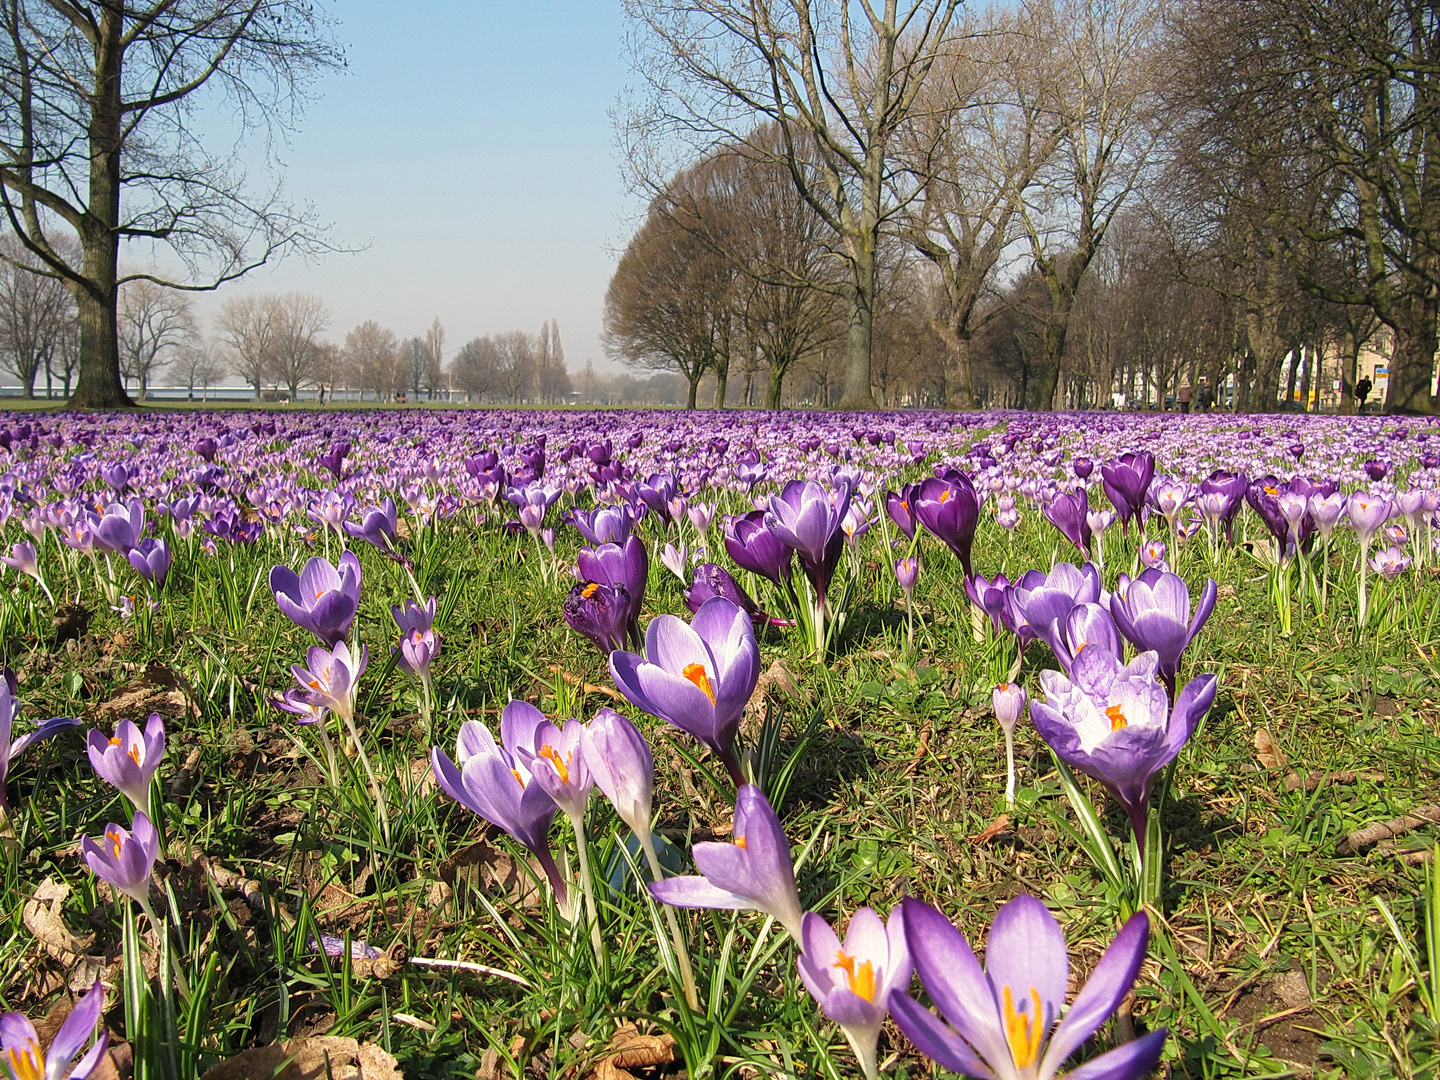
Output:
top-left (734, 835), bottom-right (747, 850)
top-left (1003, 986), bottom-right (1045, 1069)
top-left (1106, 703), bottom-right (1127, 730)
top-left (5, 1042), bottom-right (44, 1080)
top-left (582, 582), bottom-right (600, 599)
top-left (538, 745), bottom-right (571, 785)
top-left (683, 663), bottom-right (716, 704)
top-left (107, 827), bottom-right (125, 859)
top-left (834, 949), bottom-right (876, 1001)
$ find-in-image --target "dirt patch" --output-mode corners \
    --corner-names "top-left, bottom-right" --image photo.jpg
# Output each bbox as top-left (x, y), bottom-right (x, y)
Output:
top-left (1225, 966), bottom-right (1325, 1067)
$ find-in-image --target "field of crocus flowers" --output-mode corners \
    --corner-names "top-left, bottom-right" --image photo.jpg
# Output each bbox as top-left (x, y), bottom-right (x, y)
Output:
top-left (0, 405), bottom-right (1436, 1080)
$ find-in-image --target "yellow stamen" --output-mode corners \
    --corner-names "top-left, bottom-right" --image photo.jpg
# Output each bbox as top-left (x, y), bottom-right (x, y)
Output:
top-left (511, 768), bottom-right (525, 786)
top-left (1106, 703), bottom-right (1127, 730)
top-left (734, 835), bottom-right (747, 850)
top-left (581, 582), bottom-right (600, 599)
top-left (5, 1042), bottom-right (45, 1080)
top-left (683, 663), bottom-right (716, 704)
top-left (107, 827), bottom-right (125, 859)
top-left (834, 949), bottom-right (877, 1001)
top-left (127, 744), bottom-right (142, 767)
top-left (939, 490), bottom-right (951, 504)
top-left (538, 745), bottom-right (571, 785)
top-left (1263, 486), bottom-right (1279, 496)
top-left (1003, 985), bottom-right (1045, 1070)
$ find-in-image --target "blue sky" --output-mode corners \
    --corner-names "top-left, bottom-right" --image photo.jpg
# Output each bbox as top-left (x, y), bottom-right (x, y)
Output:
top-left (192, 1), bottom-right (637, 372)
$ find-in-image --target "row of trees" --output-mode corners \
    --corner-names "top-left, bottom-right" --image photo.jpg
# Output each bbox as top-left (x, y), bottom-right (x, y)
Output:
top-left (608, 0), bottom-right (1440, 414)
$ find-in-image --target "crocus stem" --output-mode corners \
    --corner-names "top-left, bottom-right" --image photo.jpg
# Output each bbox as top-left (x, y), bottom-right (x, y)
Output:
top-left (341, 712), bottom-right (391, 846)
top-left (1358, 539), bottom-right (1371, 634)
top-left (1003, 725), bottom-right (1016, 806)
top-left (566, 810), bottom-right (605, 967)
top-left (418, 673), bottom-right (434, 746)
top-left (843, 1027), bottom-right (881, 1080)
top-left (316, 722), bottom-right (341, 789)
top-left (637, 830), bottom-right (699, 1010)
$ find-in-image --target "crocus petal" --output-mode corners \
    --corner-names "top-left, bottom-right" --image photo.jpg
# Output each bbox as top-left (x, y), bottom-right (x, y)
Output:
top-left (7, 715), bottom-right (81, 760)
top-left (1040, 912), bottom-right (1150, 1075)
top-left (900, 897), bottom-right (1012, 1069)
top-left (888, 991), bottom-right (999, 1080)
top-left (983, 894), bottom-right (1069, 1038)
top-left (500, 700), bottom-right (547, 760)
top-left (48, 978), bottom-right (106, 1066)
top-left (649, 875), bottom-right (754, 910)
top-left (1060, 1028), bottom-right (1167, 1080)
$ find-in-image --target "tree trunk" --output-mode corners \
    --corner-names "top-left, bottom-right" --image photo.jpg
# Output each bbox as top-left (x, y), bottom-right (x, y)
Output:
top-left (70, 280), bottom-right (132, 408)
top-left (765, 361), bottom-right (785, 409)
top-left (1339, 327), bottom-right (1359, 414)
top-left (713, 363), bottom-right (728, 409)
top-left (837, 273), bottom-right (876, 409)
top-left (940, 327), bottom-right (977, 410)
top-left (1386, 298), bottom-right (1438, 415)
top-left (686, 371), bottom-right (699, 410)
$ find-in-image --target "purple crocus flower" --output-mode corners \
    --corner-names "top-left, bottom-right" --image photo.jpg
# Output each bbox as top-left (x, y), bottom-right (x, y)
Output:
top-left (430, 703), bottom-right (567, 903)
top-left (516, 716), bottom-right (594, 820)
top-left (649, 783), bottom-right (804, 942)
top-left (82, 811), bottom-right (161, 913)
top-left (0, 675), bottom-right (81, 811)
top-left (571, 504), bottom-right (636, 546)
top-left (126, 537), bottom-right (171, 589)
top-left (1110, 569), bottom-right (1217, 696)
top-left (636, 473), bottom-right (678, 525)
top-left (86, 713), bottom-right (166, 817)
top-left (305, 490), bottom-right (355, 537)
top-left (1347, 491), bottom-right (1393, 546)
top-left (609, 597), bottom-right (759, 783)
top-left (1101, 452), bottom-right (1155, 535)
top-left (912, 471), bottom-right (980, 577)
top-left (319, 440), bottom-right (351, 479)
top-left (890, 895), bottom-right (1163, 1080)
top-left (580, 707), bottom-right (654, 839)
top-left (563, 581), bottom-right (633, 655)
top-left (1030, 647), bottom-right (1217, 845)
top-left (765, 479), bottom-right (851, 601)
top-left (1008, 562), bottom-right (1103, 658)
top-left (723, 510), bottom-right (793, 586)
top-left (894, 556), bottom-right (920, 597)
top-left (685, 563), bottom-right (762, 622)
top-left (1049, 602), bottom-right (1124, 676)
top-left (0, 979), bottom-right (109, 1080)
top-left (194, 436), bottom-right (219, 462)
top-left (964, 572), bottom-right (1012, 634)
top-left (92, 498), bottom-right (146, 555)
top-left (798, 907), bottom-right (911, 1080)
top-left (287, 641), bottom-right (367, 723)
top-left (884, 484), bottom-right (918, 541)
top-left (344, 497), bottom-right (402, 559)
top-left (270, 551), bottom-right (362, 647)
top-left (576, 536), bottom-right (648, 647)
top-left (1043, 490), bottom-right (1091, 557)
top-left (392, 596), bottom-right (440, 680)
top-left (101, 462), bottom-right (131, 495)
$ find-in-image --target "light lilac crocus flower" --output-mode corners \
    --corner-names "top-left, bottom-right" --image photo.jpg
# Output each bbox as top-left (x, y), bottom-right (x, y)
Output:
top-left (0, 541), bottom-right (52, 603)
top-left (392, 596), bottom-right (439, 681)
top-left (649, 783), bottom-right (805, 942)
top-left (287, 641), bottom-right (367, 724)
top-left (430, 702), bottom-right (568, 904)
top-left (270, 551), bottom-right (362, 647)
top-left (1109, 569), bottom-right (1216, 698)
top-left (1029, 648), bottom-right (1217, 848)
top-left (81, 812), bottom-right (161, 921)
top-left (890, 895), bottom-right (1163, 1080)
top-left (798, 907), bottom-right (911, 1080)
top-left (993, 682), bottom-right (1027, 804)
top-left (610, 597), bottom-right (759, 784)
top-left (0, 979), bottom-right (109, 1080)
top-left (86, 714), bottom-right (166, 817)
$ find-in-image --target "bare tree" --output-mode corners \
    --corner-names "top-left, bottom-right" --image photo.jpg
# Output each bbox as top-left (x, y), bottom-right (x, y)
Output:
top-left (174, 339), bottom-right (226, 400)
top-left (898, 15), bottom-right (1064, 408)
top-left (424, 318), bottom-right (446, 399)
top-left (605, 197), bottom-right (736, 408)
top-left (622, 0), bottom-right (963, 409)
top-left (495, 331), bottom-right (535, 403)
top-left (268, 293), bottom-right (330, 400)
top-left (0, 236), bottom-right (75, 397)
top-left (0, 1), bottom-right (343, 408)
top-left (117, 279), bottom-right (193, 400)
top-left (216, 294), bottom-right (281, 399)
top-left (451, 336), bottom-right (502, 401)
top-left (1015, 0), bottom-right (1166, 409)
top-left (343, 321), bottom-right (400, 401)
top-left (402, 336), bottom-right (426, 399)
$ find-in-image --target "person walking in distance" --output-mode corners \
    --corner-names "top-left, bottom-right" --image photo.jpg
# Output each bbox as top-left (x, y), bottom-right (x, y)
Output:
top-left (1355, 376), bottom-right (1372, 413)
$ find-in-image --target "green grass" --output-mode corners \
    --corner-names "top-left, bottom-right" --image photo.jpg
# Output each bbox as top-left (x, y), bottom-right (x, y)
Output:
top-left (0, 481), bottom-right (1436, 1079)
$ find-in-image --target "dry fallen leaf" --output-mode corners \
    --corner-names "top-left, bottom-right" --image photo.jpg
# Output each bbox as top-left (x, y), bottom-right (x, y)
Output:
top-left (97, 661), bottom-right (197, 720)
top-left (1253, 728), bottom-right (1287, 770)
top-left (592, 1023), bottom-right (675, 1080)
top-left (198, 1037), bottom-right (402, 1080)
top-left (440, 839), bottom-right (543, 909)
top-left (970, 814), bottom-right (1012, 846)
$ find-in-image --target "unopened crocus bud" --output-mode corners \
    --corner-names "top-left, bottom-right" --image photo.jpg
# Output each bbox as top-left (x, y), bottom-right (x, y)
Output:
top-left (1139, 539), bottom-right (1169, 569)
top-left (580, 708), bottom-right (654, 839)
top-left (992, 682), bottom-right (1027, 734)
top-left (894, 556), bottom-right (920, 597)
